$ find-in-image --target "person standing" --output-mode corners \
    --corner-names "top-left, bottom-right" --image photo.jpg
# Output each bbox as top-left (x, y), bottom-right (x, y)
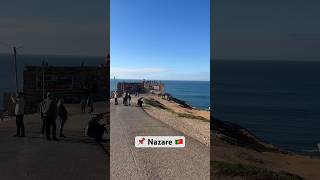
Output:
top-left (11, 92), bottom-right (25, 137)
top-left (123, 92), bottom-right (128, 106)
top-left (57, 99), bottom-right (68, 138)
top-left (39, 100), bottom-right (46, 136)
top-left (80, 96), bottom-right (86, 113)
top-left (43, 92), bottom-right (58, 141)
top-left (128, 93), bottom-right (131, 106)
top-left (122, 93), bottom-right (126, 105)
top-left (87, 96), bottom-right (94, 113)
top-left (114, 92), bottom-right (118, 105)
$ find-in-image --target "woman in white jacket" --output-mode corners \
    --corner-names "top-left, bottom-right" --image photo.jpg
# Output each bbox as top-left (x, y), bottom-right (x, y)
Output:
top-left (11, 92), bottom-right (25, 137)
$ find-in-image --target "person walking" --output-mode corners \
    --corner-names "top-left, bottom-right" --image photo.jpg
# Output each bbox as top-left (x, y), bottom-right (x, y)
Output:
top-left (39, 100), bottom-right (46, 136)
top-left (123, 93), bottom-right (127, 105)
top-left (43, 92), bottom-right (58, 141)
top-left (80, 96), bottom-right (86, 113)
top-left (87, 96), bottom-right (94, 113)
top-left (114, 92), bottom-right (118, 105)
top-left (57, 99), bottom-right (68, 138)
top-left (11, 92), bottom-right (25, 137)
top-left (128, 93), bottom-right (131, 106)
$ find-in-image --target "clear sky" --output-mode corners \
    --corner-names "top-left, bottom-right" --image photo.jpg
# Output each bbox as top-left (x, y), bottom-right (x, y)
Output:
top-left (0, 0), bottom-right (108, 57)
top-left (214, 0), bottom-right (320, 61)
top-left (110, 0), bottom-right (210, 81)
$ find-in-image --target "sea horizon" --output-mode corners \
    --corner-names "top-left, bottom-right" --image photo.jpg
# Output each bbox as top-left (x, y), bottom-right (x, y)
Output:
top-left (0, 52), bottom-right (106, 59)
top-left (213, 58), bottom-right (320, 62)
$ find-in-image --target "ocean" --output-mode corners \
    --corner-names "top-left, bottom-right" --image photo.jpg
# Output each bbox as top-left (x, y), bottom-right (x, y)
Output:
top-left (213, 60), bottom-right (320, 156)
top-left (0, 53), bottom-right (105, 109)
top-left (110, 79), bottom-right (210, 110)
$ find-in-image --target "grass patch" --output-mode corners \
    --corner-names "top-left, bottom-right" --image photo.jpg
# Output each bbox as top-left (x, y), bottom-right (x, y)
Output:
top-left (211, 161), bottom-right (303, 180)
top-left (143, 98), bottom-right (167, 110)
top-left (176, 112), bottom-right (209, 122)
top-left (144, 98), bottom-right (209, 122)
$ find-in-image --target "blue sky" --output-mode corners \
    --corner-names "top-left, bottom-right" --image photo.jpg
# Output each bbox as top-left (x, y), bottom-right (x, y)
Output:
top-left (0, 0), bottom-right (108, 57)
top-left (110, 0), bottom-right (210, 81)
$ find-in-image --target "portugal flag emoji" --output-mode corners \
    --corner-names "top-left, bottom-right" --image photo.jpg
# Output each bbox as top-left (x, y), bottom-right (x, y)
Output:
top-left (175, 139), bottom-right (183, 145)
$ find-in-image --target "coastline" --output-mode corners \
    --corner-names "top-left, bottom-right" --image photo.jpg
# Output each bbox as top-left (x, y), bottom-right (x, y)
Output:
top-left (212, 117), bottom-right (320, 179)
top-left (140, 93), bottom-right (320, 179)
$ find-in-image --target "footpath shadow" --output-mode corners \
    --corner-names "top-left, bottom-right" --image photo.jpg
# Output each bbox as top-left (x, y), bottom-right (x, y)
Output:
top-left (18, 132), bottom-right (110, 156)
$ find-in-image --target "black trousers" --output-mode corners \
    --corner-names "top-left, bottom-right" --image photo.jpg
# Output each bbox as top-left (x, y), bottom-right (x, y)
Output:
top-left (16, 115), bottom-right (25, 136)
top-left (45, 117), bottom-right (56, 139)
top-left (81, 104), bottom-right (86, 112)
top-left (60, 119), bottom-right (66, 136)
top-left (41, 117), bottom-right (46, 134)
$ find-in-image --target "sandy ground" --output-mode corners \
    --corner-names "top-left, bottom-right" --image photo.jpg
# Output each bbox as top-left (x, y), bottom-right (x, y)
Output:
top-left (142, 94), bottom-right (210, 146)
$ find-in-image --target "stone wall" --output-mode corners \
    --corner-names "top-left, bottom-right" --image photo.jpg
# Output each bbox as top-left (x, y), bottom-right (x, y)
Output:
top-left (23, 65), bottom-right (108, 114)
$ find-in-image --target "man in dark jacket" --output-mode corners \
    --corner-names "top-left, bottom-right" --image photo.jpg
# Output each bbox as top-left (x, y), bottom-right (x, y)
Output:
top-left (43, 92), bottom-right (58, 141)
top-left (57, 99), bottom-right (68, 138)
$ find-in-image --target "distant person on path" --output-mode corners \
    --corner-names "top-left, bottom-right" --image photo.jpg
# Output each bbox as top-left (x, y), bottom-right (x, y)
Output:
top-left (80, 97), bottom-right (86, 113)
top-left (87, 96), bottom-right (94, 113)
top-left (57, 99), bottom-right (68, 138)
top-left (123, 93), bottom-right (127, 105)
top-left (11, 92), bottom-right (25, 137)
top-left (128, 93), bottom-right (131, 106)
top-left (43, 92), bottom-right (58, 141)
top-left (114, 92), bottom-right (118, 105)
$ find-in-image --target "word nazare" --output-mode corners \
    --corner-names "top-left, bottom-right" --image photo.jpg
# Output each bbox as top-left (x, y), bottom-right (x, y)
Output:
top-left (148, 139), bottom-right (173, 145)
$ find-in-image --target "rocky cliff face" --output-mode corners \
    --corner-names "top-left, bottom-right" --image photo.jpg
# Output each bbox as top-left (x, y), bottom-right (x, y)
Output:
top-left (212, 117), bottom-right (279, 152)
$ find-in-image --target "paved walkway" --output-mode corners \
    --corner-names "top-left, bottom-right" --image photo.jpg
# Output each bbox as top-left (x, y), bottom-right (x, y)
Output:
top-left (0, 102), bottom-right (108, 180)
top-left (110, 97), bottom-right (210, 180)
